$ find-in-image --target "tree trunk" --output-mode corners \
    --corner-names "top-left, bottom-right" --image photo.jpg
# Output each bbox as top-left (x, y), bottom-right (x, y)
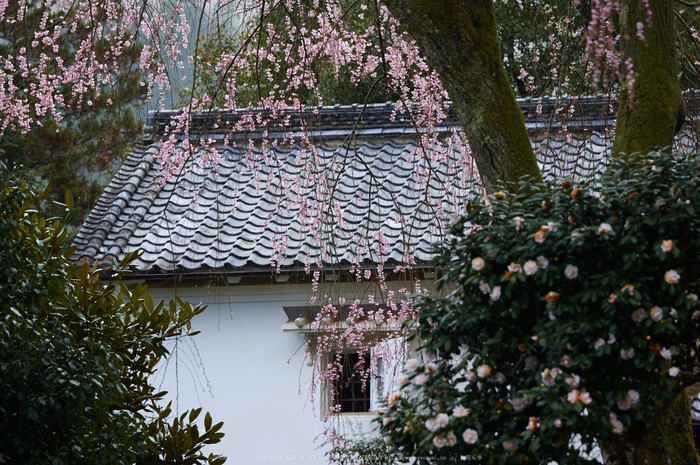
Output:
top-left (612, 0), bottom-right (686, 156)
top-left (380, 0), bottom-right (542, 192)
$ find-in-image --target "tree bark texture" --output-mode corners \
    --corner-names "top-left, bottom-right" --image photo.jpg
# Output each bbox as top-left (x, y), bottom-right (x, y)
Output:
top-left (380, 0), bottom-right (542, 192)
top-left (612, 0), bottom-right (686, 156)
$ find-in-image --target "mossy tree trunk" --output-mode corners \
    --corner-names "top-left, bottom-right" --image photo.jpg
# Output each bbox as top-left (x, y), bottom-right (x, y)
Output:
top-left (612, 0), bottom-right (686, 156)
top-left (607, 0), bottom-right (695, 462)
top-left (380, 0), bottom-right (542, 193)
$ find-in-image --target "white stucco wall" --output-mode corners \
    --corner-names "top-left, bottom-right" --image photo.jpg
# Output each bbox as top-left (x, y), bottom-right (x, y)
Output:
top-left (149, 282), bottom-right (378, 465)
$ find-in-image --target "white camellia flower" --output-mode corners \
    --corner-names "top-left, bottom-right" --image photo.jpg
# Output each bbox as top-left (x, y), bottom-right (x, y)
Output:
top-left (669, 367), bottom-right (680, 377)
top-left (503, 441), bottom-right (518, 454)
top-left (397, 374), bottom-right (409, 386)
top-left (594, 338), bottom-right (605, 350)
top-left (620, 348), bottom-right (635, 360)
top-left (660, 347), bottom-right (672, 360)
top-left (462, 428), bottom-right (478, 444)
top-left (608, 333), bottom-right (616, 344)
top-left (523, 260), bottom-right (538, 275)
top-left (579, 392), bottom-right (592, 404)
top-left (425, 362), bottom-right (439, 374)
top-left (425, 418), bottom-right (439, 432)
top-left (554, 419), bottom-right (562, 428)
top-left (536, 255), bottom-right (549, 269)
top-left (559, 355), bottom-right (572, 368)
top-left (433, 436), bottom-right (447, 448)
top-left (617, 397), bottom-right (632, 411)
top-left (564, 264), bottom-right (579, 279)
top-left (472, 257), bottom-right (485, 271)
top-left (464, 370), bottom-right (477, 382)
top-left (650, 306), bottom-right (663, 322)
top-left (435, 413), bottom-right (449, 429)
top-left (665, 270), bottom-right (680, 284)
top-left (627, 390), bottom-right (640, 405)
top-left (660, 239), bottom-right (674, 253)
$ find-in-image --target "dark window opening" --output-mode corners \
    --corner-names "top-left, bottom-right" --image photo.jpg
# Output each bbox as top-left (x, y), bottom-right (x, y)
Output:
top-left (336, 352), bottom-right (371, 413)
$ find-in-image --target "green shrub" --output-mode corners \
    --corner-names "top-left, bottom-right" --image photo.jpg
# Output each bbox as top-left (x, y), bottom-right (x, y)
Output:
top-left (0, 163), bottom-right (225, 465)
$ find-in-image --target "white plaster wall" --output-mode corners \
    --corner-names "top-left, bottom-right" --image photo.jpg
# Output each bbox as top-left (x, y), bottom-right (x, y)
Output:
top-left (149, 283), bottom-right (376, 465)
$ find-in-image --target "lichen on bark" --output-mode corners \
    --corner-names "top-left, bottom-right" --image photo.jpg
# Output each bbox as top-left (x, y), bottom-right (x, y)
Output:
top-left (381, 0), bottom-right (542, 193)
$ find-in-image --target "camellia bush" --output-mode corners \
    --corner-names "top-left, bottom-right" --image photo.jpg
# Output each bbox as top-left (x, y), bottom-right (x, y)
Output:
top-left (377, 150), bottom-right (700, 464)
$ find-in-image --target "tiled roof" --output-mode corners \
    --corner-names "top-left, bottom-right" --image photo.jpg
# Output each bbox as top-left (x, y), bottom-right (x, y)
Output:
top-left (73, 95), bottom-right (700, 277)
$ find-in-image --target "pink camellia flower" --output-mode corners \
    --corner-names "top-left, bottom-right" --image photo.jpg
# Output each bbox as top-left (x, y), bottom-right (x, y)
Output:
top-left (617, 397), bottom-right (632, 411)
top-left (669, 367), bottom-right (679, 377)
top-left (608, 333), bottom-right (616, 344)
top-left (525, 356), bottom-right (538, 367)
top-left (491, 372), bottom-right (506, 384)
top-left (660, 347), bottom-right (672, 360)
top-left (631, 308), bottom-right (646, 323)
top-left (665, 270), bottom-right (680, 284)
top-left (547, 222), bottom-right (558, 232)
top-left (688, 293), bottom-right (699, 303)
top-left (414, 374), bottom-right (428, 385)
top-left (560, 355), bottom-right (573, 368)
top-left (541, 368), bottom-right (561, 387)
top-left (579, 392), bottom-right (592, 405)
top-left (425, 362), bottom-right (439, 374)
top-left (503, 440), bottom-right (518, 454)
top-left (479, 281), bottom-right (490, 294)
top-left (693, 311), bottom-right (700, 320)
top-left (661, 239), bottom-right (674, 253)
top-left (383, 416), bottom-right (393, 426)
top-left (449, 215), bottom-right (461, 226)
top-left (462, 428), bottom-right (478, 444)
top-left (397, 374), bottom-right (409, 386)
top-left (620, 348), bottom-right (635, 360)
top-left (536, 256), bottom-right (549, 269)
top-left (508, 262), bottom-right (522, 273)
top-left (524, 260), bottom-right (537, 275)
top-left (445, 433), bottom-right (457, 447)
top-left (670, 308), bottom-right (678, 319)
top-left (650, 306), bottom-right (663, 322)
top-left (472, 257), bottom-right (485, 271)
top-left (621, 283), bottom-right (634, 295)
top-left (567, 390), bottom-right (580, 404)
top-left (534, 230), bottom-right (546, 243)
top-left (464, 370), bottom-right (477, 382)
top-left (514, 216), bottom-right (525, 230)
top-left (564, 264), bottom-right (579, 279)
top-left (610, 413), bottom-right (624, 434)
top-left (490, 286), bottom-right (501, 301)
top-left (510, 398), bottom-right (525, 411)
top-left (477, 364), bottom-right (492, 378)
top-left (453, 405), bottom-right (470, 418)
top-left (405, 359), bottom-right (420, 371)
top-left (554, 419), bottom-right (562, 428)
top-left (566, 374), bottom-right (580, 388)
top-left (598, 223), bottom-right (613, 234)
top-left (433, 436), bottom-right (447, 448)
top-left (594, 338), bottom-right (605, 350)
